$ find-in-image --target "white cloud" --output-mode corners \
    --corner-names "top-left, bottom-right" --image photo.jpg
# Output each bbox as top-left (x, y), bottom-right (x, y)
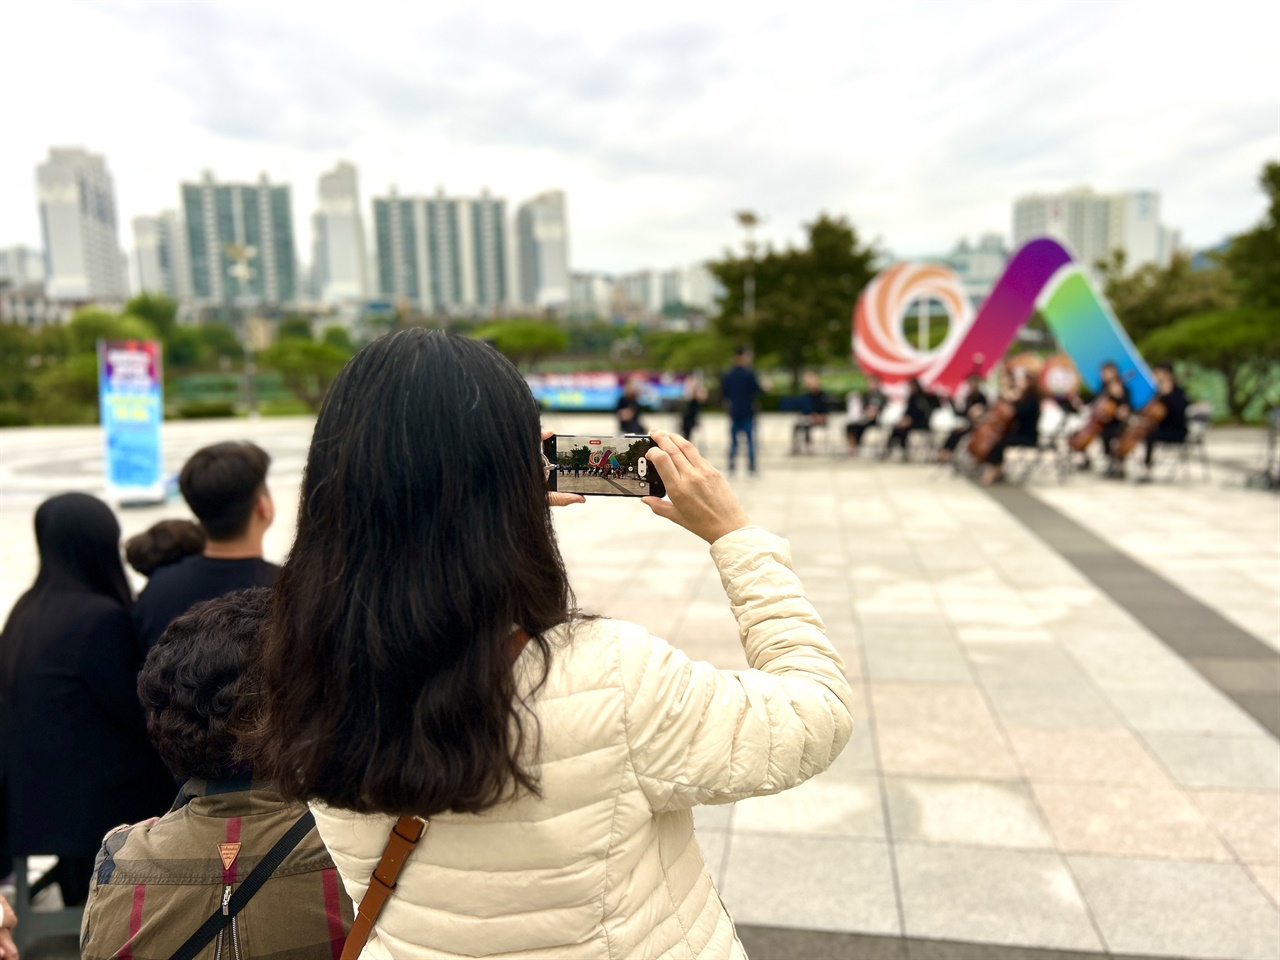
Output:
top-left (1, 0), bottom-right (1276, 274)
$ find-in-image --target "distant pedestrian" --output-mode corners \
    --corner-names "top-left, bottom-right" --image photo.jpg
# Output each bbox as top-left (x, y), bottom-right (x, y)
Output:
top-left (0, 493), bottom-right (174, 908)
top-left (679, 376), bottom-right (708, 440)
top-left (133, 441), bottom-right (280, 652)
top-left (617, 378), bottom-right (646, 434)
top-left (721, 346), bottom-right (764, 476)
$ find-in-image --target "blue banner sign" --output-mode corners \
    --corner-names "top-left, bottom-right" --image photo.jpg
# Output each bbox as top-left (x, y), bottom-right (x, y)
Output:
top-left (526, 371), bottom-right (688, 412)
top-left (98, 339), bottom-right (165, 503)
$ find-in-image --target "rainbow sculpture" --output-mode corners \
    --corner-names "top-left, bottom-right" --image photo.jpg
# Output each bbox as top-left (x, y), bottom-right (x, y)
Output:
top-left (853, 238), bottom-right (1156, 407)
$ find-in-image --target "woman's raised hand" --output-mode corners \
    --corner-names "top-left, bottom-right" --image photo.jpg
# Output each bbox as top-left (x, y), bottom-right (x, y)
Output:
top-left (642, 430), bottom-right (751, 544)
top-left (541, 430), bottom-right (585, 508)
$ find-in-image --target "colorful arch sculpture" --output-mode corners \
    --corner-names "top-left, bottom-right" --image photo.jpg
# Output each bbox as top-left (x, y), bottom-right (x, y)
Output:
top-left (853, 238), bottom-right (1156, 407)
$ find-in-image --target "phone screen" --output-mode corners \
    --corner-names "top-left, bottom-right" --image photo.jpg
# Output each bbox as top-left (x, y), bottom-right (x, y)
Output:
top-left (543, 434), bottom-right (665, 498)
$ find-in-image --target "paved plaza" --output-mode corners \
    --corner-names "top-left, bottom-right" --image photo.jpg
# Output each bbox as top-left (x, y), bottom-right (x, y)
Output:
top-left (2, 413), bottom-right (1279, 959)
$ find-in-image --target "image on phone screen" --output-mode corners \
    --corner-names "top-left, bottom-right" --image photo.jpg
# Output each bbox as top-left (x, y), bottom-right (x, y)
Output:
top-left (543, 435), bottom-right (665, 498)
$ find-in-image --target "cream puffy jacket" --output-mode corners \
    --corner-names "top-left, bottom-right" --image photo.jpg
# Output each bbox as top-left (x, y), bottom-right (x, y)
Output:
top-left (313, 526), bottom-right (856, 960)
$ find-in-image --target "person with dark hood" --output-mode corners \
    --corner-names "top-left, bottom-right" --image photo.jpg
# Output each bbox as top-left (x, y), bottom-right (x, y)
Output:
top-left (0, 493), bottom-right (174, 908)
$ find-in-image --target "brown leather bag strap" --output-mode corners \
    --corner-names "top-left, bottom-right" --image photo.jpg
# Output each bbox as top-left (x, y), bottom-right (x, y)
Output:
top-left (338, 630), bottom-right (531, 960)
top-left (340, 815), bottom-right (428, 960)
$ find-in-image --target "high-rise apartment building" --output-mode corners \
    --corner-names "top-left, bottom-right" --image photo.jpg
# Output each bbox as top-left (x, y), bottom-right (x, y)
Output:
top-left (312, 161), bottom-right (368, 304)
top-left (945, 234), bottom-right (1009, 305)
top-left (36, 147), bottom-right (128, 301)
top-left (372, 188), bottom-right (509, 314)
top-left (132, 210), bottom-right (191, 300)
top-left (0, 245), bottom-right (46, 288)
top-left (1012, 188), bottom-right (1177, 275)
top-left (181, 172), bottom-right (298, 305)
top-left (515, 190), bottom-right (569, 309)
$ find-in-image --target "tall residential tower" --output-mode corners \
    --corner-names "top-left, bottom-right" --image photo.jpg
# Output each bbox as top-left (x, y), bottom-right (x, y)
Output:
top-left (132, 210), bottom-right (191, 300)
top-left (1012, 188), bottom-right (1178, 275)
top-left (372, 188), bottom-right (509, 314)
top-left (312, 161), bottom-right (368, 303)
top-left (181, 172), bottom-right (298, 306)
top-left (515, 190), bottom-right (569, 310)
top-left (36, 147), bottom-right (127, 300)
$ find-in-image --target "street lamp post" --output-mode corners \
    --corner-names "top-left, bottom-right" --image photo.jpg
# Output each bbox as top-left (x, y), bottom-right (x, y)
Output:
top-left (225, 243), bottom-right (260, 418)
top-left (735, 211), bottom-right (759, 348)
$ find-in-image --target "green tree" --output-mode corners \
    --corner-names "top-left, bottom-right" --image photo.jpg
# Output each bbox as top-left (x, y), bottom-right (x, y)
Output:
top-left (1220, 161), bottom-right (1280, 309)
top-left (66, 307), bottom-right (157, 354)
top-left (30, 353), bottom-right (101, 424)
top-left (258, 338), bottom-right (352, 411)
top-left (1097, 250), bottom-right (1233, 342)
top-left (709, 214), bottom-right (877, 388)
top-left (472, 320), bottom-right (569, 369)
top-left (321, 325), bottom-right (354, 352)
top-left (1140, 308), bottom-right (1280, 419)
top-left (125, 292), bottom-right (179, 343)
top-left (277, 316), bottom-right (313, 341)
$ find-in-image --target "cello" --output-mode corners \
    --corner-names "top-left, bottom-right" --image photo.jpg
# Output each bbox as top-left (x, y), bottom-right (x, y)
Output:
top-left (1114, 398), bottom-right (1168, 460)
top-left (967, 398), bottom-right (1017, 463)
top-left (1068, 396), bottom-right (1119, 453)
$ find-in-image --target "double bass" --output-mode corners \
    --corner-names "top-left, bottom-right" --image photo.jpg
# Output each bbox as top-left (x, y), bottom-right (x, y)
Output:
top-left (1068, 396), bottom-right (1119, 453)
top-left (1114, 398), bottom-right (1168, 459)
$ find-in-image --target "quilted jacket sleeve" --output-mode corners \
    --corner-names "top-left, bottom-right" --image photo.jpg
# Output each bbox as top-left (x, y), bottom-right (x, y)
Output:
top-left (619, 525), bottom-right (855, 812)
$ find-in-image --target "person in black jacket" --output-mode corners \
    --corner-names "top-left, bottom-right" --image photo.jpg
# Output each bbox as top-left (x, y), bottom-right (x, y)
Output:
top-left (882, 379), bottom-right (939, 460)
top-left (980, 374), bottom-right (1043, 486)
top-left (0, 493), bottom-right (174, 907)
top-left (133, 442), bottom-right (279, 652)
top-left (937, 375), bottom-right (988, 464)
top-left (1138, 364), bottom-right (1192, 484)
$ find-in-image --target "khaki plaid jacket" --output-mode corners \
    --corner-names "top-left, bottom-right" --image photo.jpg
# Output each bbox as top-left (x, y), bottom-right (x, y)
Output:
top-left (81, 778), bottom-right (353, 959)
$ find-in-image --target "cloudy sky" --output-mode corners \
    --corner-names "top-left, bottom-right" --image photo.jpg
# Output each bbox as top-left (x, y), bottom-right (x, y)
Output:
top-left (2, 0), bottom-right (1277, 274)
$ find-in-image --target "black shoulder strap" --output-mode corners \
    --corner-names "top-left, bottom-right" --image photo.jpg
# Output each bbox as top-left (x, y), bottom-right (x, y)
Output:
top-left (168, 810), bottom-right (316, 960)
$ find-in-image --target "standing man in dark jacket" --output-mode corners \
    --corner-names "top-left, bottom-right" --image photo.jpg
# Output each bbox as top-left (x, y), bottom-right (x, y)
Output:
top-left (721, 347), bottom-right (765, 476)
top-left (134, 442), bottom-right (280, 652)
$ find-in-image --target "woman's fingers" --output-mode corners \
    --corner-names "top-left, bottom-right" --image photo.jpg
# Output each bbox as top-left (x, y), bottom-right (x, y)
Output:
top-left (547, 492), bottom-right (585, 507)
top-left (644, 443), bottom-right (681, 490)
top-left (650, 430), bottom-right (693, 477)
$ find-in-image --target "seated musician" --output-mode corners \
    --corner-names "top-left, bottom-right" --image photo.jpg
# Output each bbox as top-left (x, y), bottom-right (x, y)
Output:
top-left (791, 370), bottom-right (830, 455)
top-left (1066, 362), bottom-right (1131, 477)
top-left (980, 371), bottom-right (1042, 486)
top-left (882, 379), bottom-right (939, 461)
top-left (845, 376), bottom-right (885, 455)
top-left (937, 374), bottom-right (988, 464)
top-left (1137, 363), bottom-right (1190, 484)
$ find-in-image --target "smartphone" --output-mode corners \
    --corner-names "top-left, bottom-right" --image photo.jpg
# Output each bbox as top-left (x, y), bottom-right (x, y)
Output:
top-left (543, 434), bottom-right (665, 498)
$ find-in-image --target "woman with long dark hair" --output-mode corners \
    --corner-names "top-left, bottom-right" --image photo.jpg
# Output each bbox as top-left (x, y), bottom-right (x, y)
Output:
top-left (0, 493), bottom-right (173, 906)
top-left (250, 329), bottom-right (854, 959)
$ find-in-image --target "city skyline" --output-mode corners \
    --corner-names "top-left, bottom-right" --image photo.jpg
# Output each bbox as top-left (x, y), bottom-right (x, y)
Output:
top-left (2, 2), bottom-right (1275, 276)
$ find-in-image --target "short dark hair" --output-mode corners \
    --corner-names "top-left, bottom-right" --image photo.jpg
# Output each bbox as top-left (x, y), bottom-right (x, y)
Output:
top-left (1153, 362), bottom-right (1174, 375)
top-left (138, 588), bottom-right (268, 780)
top-left (125, 519), bottom-right (206, 576)
top-left (734, 345), bottom-right (750, 357)
top-left (248, 329), bottom-right (573, 817)
top-left (179, 442), bottom-right (270, 540)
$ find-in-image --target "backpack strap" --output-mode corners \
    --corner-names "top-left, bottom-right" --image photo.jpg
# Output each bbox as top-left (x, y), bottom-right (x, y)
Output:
top-left (169, 810), bottom-right (316, 960)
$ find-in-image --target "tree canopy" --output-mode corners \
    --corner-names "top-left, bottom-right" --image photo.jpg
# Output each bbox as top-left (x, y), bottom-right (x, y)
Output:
top-left (471, 319), bottom-right (569, 368)
top-left (1098, 250), bottom-right (1233, 343)
top-left (1141, 308), bottom-right (1280, 419)
top-left (1220, 161), bottom-right (1280, 310)
top-left (708, 214), bottom-right (877, 387)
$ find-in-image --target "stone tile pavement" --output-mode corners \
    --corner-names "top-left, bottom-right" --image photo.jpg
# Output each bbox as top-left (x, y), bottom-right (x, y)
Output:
top-left (2, 413), bottom-right (1278, 958)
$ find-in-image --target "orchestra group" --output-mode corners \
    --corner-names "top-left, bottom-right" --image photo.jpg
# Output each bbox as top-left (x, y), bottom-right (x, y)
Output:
top-left (836, 358), bottom-right (1192, 486)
